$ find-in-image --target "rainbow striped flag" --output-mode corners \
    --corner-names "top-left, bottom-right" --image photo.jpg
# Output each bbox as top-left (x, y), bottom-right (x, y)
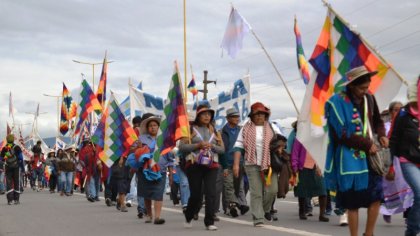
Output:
top-left (294, 17), bottom-right (310, 85)
top-left (187, 74), bottom-right (198, 97)
top-left (152, 61), bottom-right (190, 164)
top-left (92, 93), bottom-right (137, 167)
top-left (74, 80), bottom-right (102, 136)
top-left (96, 56), bottom-right (108, 107)
top-left (296, 7), bottom-right (403, 171)
top-left (60, 83), bottom-right (77, 135)
top-left (44, 166), bottom-right (52, 181)
top-left (220, 7), bottom-right (252, 59)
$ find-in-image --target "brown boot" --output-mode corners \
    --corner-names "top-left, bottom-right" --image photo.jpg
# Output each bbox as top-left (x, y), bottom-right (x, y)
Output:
top-left (318, 196), bottom-right (329, 222)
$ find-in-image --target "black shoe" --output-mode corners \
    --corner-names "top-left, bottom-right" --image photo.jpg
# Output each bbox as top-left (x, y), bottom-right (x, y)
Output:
top-left (193, 213), bottom-right (199, 221)
top-left (137, 212), bottom-right (144, 219)
top-left (239, 205), bottom-right (250, 215)
top-left (229, 207), bottom-right (239, 218)
top-left (87, 197), bottom-right (95, 202)
top-left (264, 212), bottom-right (272, 222)
top-left (105, 198), bottom-right (111, 207)
top-left (299, 213), bottom-right (307, 220)
top-left (319, 215), bottom-right (329, 222)
top-left (270, 208), bottom-right (278, 214)
top-left (94, 197), bottom-right (100, 201)
top-left (182, 206), bottom-right (187, 214)
top-left (272, 214), bottom-right (278, 221)
top-left (154, 218), bottom-right (165, 225)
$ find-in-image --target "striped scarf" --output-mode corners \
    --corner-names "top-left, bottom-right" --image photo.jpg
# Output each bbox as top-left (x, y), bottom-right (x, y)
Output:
top-left (242, 121), bottom-right (274, 171)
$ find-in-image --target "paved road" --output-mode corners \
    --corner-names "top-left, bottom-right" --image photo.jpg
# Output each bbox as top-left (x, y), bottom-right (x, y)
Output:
top-left (0, 188), bottom-right (406, 236)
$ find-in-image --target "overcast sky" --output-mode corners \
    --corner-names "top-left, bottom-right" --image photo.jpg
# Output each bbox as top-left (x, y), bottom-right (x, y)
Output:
top-left (1, 0), bottom-right (419, 138)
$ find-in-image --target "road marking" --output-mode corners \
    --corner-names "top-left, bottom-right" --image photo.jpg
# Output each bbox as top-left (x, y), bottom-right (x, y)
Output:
top-left (74, 193), bottom-right (328, 236)
top-left (162, 207), bottom-right (330, 236)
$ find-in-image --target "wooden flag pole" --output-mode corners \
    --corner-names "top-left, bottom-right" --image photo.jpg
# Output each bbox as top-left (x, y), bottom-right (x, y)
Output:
top-left (183, 0), bottom-right (188, 100)
top-left (250, 29), bottom-right (300, 115)
top-left (321, 0), bottom-right (408, 86)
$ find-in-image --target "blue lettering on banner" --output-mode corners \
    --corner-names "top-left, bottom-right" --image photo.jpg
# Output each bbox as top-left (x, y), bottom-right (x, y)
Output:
top-left (232, 79), bottom-right (247, 99)
top-left (241, 99), bottom-right (249, 121)
top-left (143, 93), bottom-right (164, 110)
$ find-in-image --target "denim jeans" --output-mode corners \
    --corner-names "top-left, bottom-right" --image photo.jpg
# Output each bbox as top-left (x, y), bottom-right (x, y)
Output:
top-left (175, 165), bottom-right (190, 207)
top-left (400, 162), bottom-right (420, 235)
top-left (0, 171), bottom-right (5, 192)
top-left (60, 172), bottom-right (73, 194)
top-left (88, 175), bottom-right (100, 198)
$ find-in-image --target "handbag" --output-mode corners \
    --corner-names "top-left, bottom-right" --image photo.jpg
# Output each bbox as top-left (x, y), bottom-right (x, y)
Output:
top-left (365, 96), bottom-right (391, 176)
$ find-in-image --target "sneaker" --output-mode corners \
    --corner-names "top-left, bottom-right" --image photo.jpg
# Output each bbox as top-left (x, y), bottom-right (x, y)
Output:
top-left (65, 193), bottom-right (71, 196)
top-left (184, 221), bottom-right (192, 228)
top-left (120, 206), bottom-right (128, 212)
top-left (206, 225), bottom-right (218, 231)
top-left (126, 200), bottom-right (132, 207)
top-left (306, 211), bottom-right (313, 217)
top-left (240, 205), bottom-right (250, 215)
top-left (105, 198), bottom-right (112, 207)
top-left (264, 212), bottom-right (272, 222)
top-left (137, 212), bottom-right (144, 219)
top-left (270, 208), bottom-right (278, 214)
top-left (383, 215), bottom-right (391, 224)
top-left (254, 222), bottom-right (264, 227)
top-left (145, 216), bottom-right (153, 223)
top-left (272, 214), bottom-right (278, 221)
top-left (325, 209), bottom-right (332, 216)
top-left (319, 215), bottom-right (329, 222)
top-left (339, 213), bottom-right (348, 226)
top-left (154, 218), bottom-right (165, 225)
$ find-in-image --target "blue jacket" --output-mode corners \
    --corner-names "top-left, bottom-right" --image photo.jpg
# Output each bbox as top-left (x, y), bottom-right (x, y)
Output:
top-left (220, 124), bottom-right (242, 169)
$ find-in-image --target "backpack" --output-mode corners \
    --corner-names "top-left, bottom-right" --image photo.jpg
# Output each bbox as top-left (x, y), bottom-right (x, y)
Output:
top-left (5, 145), bottom-right (19, 169)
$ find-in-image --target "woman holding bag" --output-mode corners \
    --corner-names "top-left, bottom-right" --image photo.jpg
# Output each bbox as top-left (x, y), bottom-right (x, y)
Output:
top-left (179, 104), bottom-right (225, 231)
top-left (325, 66), bottom-right (388, 236)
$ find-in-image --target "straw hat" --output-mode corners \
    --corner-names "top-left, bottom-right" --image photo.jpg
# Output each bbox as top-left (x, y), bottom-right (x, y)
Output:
top-left (140, 116), bottom-right (161, 135)
top-left (342, 66), bottom-right (378, 86)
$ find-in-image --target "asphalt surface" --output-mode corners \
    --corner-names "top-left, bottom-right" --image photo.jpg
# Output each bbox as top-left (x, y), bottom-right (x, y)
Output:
top-left (0, 188), bottom-right (407, 236)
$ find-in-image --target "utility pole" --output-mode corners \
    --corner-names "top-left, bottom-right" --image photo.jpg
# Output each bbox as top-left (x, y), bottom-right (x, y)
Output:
top-left (198, 70), bottom-right (216, 100)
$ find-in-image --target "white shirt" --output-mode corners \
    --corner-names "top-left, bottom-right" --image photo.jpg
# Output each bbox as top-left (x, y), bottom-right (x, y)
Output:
top-left (234, 125), bottom-right (265, 166)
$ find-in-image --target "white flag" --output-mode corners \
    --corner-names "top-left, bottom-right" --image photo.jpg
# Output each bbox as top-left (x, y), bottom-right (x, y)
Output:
top-left (220, 7), bottom-right (252, 59)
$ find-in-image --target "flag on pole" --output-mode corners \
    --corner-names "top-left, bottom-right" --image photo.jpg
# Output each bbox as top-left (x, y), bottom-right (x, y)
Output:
top-left (294, 16), bottom-right (310, 85)
top-left (96, 56), bottom-right (108, 107)
top-left (55, 137), bottom-right (66, 151)
top-left (152, 61), bottom-right (190, 165)
top-left (220, 7), bottom-right (252, 59)
top-left (187, 74), bottom-right (198, 97)
top-left (92, 93), bottom-right (138, 167)
top-left (296, 8), bottom-right (403, 171)
top-left (120, 81), bottom-right (143, 118)
top-left (60, 83), bottom-right (76, 135)
top-left (74, 80), bottom-right (102, 136)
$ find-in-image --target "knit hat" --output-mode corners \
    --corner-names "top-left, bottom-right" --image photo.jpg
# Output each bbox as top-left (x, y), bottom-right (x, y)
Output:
top-left (407, 83), bottom-right (418, 103)
top-left (6, 134), bottom-right (14, 143)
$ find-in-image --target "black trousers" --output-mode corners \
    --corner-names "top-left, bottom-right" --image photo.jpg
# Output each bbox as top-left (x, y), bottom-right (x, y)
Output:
top-left (6, 167), bottom-right (20, 202)
top-left (185, 165), bottom-right (218, 226)
top-left (49, 174), bottom-right (57, 191)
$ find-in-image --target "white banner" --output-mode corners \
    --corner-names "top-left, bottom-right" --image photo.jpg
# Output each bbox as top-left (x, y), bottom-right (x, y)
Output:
top-left (129, 75), bottom-right (251, 130)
